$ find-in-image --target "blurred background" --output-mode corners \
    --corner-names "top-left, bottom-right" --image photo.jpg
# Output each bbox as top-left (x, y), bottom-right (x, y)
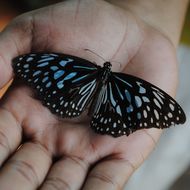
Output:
top-left (0, 1), bottom-right (189, 190)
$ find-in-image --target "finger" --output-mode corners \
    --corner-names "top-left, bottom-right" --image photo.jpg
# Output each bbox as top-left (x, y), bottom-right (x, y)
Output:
top-left (40, 156), bottom-right (90, 190)
top-left (82, 158), bottom-right (134, 190)
top-left (0, 107), bottom-right (22, 166)
top-left (0, 14), bottom-right (33, 88)
top-left (0, 142), bottom-right (52, 190)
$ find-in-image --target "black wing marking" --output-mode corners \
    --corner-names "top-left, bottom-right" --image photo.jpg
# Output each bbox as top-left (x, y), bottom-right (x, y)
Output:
top-left (13, 53), bottom-right (100, 117)
top-left (91, 72), bottom-right (186, 137)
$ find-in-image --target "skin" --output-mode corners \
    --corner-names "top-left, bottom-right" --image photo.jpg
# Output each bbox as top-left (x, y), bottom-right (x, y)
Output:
top-left (0, 0), bottom-right (188, 189)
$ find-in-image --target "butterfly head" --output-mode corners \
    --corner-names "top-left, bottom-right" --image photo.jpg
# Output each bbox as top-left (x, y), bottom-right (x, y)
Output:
top-left (103, 62), bottom-right (112, 71)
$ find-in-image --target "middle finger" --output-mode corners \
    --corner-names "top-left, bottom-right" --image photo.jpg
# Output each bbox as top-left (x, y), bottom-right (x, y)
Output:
top-left (40, 156), bottom-right (90, 190)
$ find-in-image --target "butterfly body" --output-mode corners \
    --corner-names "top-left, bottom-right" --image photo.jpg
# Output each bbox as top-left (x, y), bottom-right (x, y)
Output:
top-left (12, 53), bottom-right (186, 137)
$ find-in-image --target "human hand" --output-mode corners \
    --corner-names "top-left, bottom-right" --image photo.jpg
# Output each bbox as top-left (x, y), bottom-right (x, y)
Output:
top-left (0, 0), bottom-right (183, 189)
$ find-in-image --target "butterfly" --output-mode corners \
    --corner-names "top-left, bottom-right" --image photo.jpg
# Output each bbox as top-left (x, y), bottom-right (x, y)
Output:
top-left (12, 53), bottom-right (186, 137)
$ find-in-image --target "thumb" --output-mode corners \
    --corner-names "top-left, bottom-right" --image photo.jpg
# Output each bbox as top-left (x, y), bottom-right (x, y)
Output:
top-left (0, 15), bottom-right (33, 88)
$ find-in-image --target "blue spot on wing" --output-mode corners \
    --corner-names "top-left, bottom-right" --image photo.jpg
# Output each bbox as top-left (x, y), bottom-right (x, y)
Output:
top-left (38, 57), bottom-right (55, 63)
top-left (42, 77), bottom-right (49, 83)
top-left (135, 96), bottom-right (142, 108)
top-left (115, 75), bottom-right (132, 87)
top-left (51, 66), bottom-right (59, 71)
top-left (125, 90), bottom-right (131, 103)
top-left (44, 72), bottom-right (49, 76)
top-left (115, 83), bottom-right (124, 100)
top-left (37, 62), bottom-right (49, 67)
top-left (73, 65), bottom-right (97, 70)
top-left (137, 112), bottom-right (141, 119)
top-left (127, 105), bottom-right (133, 113)
top-left (33, 70), bottom-right (41, 77)
top-left (139, 86), bottom-right (146, 94)
top-left (23, 64), bottom-right (29, 68)
top-left (59, 59), bottom-right (73, 67)
top-left (46, 81), bottom-right (52, 88)
top-left (26, 57), bottom-right (34, 62)
top-left (34, 78), bottom-right (39, 83)
top-left (116, 105), bottom-right (122, 115)
top-left (57, 80), bottom-right (64, 89)
top-left (63, 72), bottom-right (77, 81)
top-left (72, 74), bottom-right (89, 83)
top-left (109, 83), bottom-right (116, 107)
top-left (54, 70), bottom-right (65, 80)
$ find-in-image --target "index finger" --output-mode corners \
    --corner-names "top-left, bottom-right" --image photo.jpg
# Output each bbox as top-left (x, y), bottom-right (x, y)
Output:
top-left (0, 107), bottom-right (22, 165)
top-left (0, 14), bottom-right (33, 88)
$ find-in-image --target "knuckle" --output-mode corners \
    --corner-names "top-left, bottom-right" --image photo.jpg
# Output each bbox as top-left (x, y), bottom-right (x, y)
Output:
top-left (123, 159), bottom-right (136, 172)
top-left (45, 177), bottom-right (71, 190)
top-left (8, 159), bottom-right (39, 186)
top-left (89, 172), bottom-right (120, 189)
top-left (0, 130), bottom-right (11, 155)
top-left (67, 156), bottom-right (88, 172)
top-left (142, 129), bottom-right (157, 146)
top-left (9, 14), bottom-right (34, 34)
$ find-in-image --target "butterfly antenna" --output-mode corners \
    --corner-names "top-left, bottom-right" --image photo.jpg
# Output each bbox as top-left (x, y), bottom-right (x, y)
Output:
top-left (110, 60), bottom-right (122, 69)
top-left (85, 49), bottom-right (122, 69)
top-left (84, 49), bottom-right (106, 63)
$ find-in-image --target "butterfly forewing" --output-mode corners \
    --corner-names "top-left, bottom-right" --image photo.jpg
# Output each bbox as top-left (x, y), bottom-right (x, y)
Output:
top-left (91, 72), bottom-right (186, 137)
top-left (13, 53), bottom-right (100, 117)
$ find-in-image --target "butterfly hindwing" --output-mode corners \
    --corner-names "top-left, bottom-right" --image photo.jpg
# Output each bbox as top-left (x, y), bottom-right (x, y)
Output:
top-left (13, 53), bottom-right (100, 117)
top-left (91, 72), bottom-right (186, 137)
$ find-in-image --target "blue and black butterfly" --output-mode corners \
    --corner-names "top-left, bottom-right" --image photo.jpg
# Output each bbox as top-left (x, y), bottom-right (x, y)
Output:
top-left (12, 53), bottom-right (186, 137)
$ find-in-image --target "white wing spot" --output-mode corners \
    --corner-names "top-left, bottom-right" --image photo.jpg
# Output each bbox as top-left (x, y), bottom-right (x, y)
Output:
top-left (146, 106), bottom-right (150, 111)
top-left (104, 119), bottom-right (108, 124)
top-left (168, 112), bottom-right (173, 118)
top-left (153, 98), bottom-right (162, 109)
top-left (153, 91), bottom-right (164, 104)
top-left (143, 110), bottom-right (148, 118)
top-left (154, 109), bottom-right (159, 120)
top-left (64, 102), bottom-right (68, 107)
top-left (169, 103), bottom-right (175, 111)
top-left (113, 123), bottom-right (117, 128)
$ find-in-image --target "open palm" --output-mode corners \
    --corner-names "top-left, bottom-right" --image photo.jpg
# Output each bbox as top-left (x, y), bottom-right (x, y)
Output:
top-left (0, 1), bottom-right (178, 189)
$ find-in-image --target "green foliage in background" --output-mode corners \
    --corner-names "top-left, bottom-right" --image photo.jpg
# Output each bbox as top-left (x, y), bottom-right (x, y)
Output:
top-left (181, 6), bottom-right (190, 46)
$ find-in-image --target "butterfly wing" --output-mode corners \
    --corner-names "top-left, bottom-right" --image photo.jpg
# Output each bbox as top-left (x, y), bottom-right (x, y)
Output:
top-left (90, 72), bottom-right (186, 137)
top-left (13, 53), bottom-right (100, 117)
